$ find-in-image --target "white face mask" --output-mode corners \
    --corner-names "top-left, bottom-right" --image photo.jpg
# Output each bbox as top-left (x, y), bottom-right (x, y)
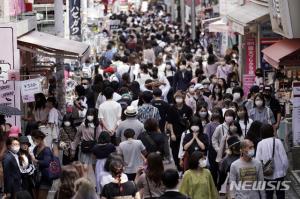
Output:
top-left (175, 98), bottom-right (183, 104)
top-left (82, 85), bottom-right (89, 89)
top-left (199, 158), bottom-right (207, 168)
top-left (199, 111), bottom-right (208, 118)
top-left (189, 87), bottom-right (195, 93)
top-left (11, 146), bottom-right (20, 154)
top-left (166, 64), bottom-right (171, 70)
top-left (233, 93), bottom-right (241, 100)
top-left (64, 121), bottom-right (71, 127)
top-left (191, 125), bottom-right (200, 132)
top-left (246, 149), bottom-right (255, 158)
top-left (179, 65), bottom-right (186, 70)
top-left (225, 116), bottom-right (234, 124)
top-left (87, 115), bottom-right (94, 122)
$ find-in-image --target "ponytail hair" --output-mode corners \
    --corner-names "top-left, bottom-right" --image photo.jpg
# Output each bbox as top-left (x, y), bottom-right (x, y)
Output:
top-left (109, 160), bottom-right (124, 193)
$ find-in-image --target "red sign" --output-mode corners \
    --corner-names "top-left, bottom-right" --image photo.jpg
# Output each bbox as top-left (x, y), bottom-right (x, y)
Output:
top-left (243, 74), bottom-right (256, 97)
top-left (245, 36), bottom-right (256, 75)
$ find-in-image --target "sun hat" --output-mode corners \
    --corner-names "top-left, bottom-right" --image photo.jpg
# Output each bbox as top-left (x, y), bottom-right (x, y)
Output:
top-left (124, 106), bottom-right (138, 117)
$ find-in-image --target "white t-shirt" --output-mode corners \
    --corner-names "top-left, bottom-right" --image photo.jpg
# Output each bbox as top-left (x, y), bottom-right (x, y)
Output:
top-left (96, 92), bottom-right (122, 109)
top-left (98, 100), bottom-right (122, 131)
top-left (48, 107), bottom-right (58, 125)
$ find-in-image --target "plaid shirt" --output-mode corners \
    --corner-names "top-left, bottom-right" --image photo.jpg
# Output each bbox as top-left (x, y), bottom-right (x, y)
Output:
top-left (137, 104), bottom-right (161, 123)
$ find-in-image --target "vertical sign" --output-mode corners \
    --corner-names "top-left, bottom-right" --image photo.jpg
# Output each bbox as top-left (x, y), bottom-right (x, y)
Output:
top-left (245, 36), bottom-right (256, 75)
top-left (243, 74), bottom-right (255, 97)
top-left (0, 26), bottom-right (20, 127)
top-left (69, 0), bottom-right (81, 37)
top-left (292, 82), bottom-right (300, 146)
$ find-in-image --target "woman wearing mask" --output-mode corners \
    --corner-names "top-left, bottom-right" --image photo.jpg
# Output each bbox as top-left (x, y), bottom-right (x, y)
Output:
top-left (72, 109), bottom-right (103, 168)
top-left (195, 105), bottom-right (210, 129)
top-left (231, 87), bottom-right (244, 106)
top-left (179, 151), bottom-right (218, 199)
top-left (236, 105), bottom-right (253, 137)
top-left (33, 93), bottom-right (49, 125)
top-left (136, 152), bottom-right (165, 199)
top-left (216, 121), bottom-right (243, 163)
top-left (209, 84), bottom-right (224, 109)
top-left (31, 130), bottom-right (54, 199)
top-left (74, 85), bottom-right (88, 126)
top-left (185, 83), bottom-right (196, 113)
top-left (19, 136), bottom-right (35, 198)
top-left (59, 115), bottom-right (78, 165)
top-left (101, 160), bottom-right (139, 199)
top-left (212, 110), bottom-right (236, 156)
top-left (182, 117), bottom-right (209, 171)
top-left (249, 94), bottom-right (276, 126)
top-left (2, 137), bottom-right (22, 199)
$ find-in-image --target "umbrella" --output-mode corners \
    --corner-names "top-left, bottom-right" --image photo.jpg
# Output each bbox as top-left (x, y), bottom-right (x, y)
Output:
top-left (0, 104), bottom-right (22, 116)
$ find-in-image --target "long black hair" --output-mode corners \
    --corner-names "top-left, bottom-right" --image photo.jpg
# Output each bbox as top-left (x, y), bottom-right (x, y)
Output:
top-left (34, 93), bottom-right (47, 110)
top-left (211, 84), bottom-right (223, 101)
top-left (84, 109), bottom-right (100, 128)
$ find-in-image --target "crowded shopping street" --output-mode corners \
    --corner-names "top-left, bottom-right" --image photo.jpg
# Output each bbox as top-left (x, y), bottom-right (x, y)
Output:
top-left (0, 0), bottom-right (300, 199)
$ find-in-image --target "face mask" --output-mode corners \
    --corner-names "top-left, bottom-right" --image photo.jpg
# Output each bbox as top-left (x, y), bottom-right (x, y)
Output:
top-left (187, 67), bottom-right (192, 71)
top-left (179, 65), bottom-right (186, 70)
top-left (246, 149), bottom-right (255, 158)
top-left (191, 125), bottom-right (200, 132)
top-left (255, 100), bottom-right (263, 107)
top-left (203, 84), bottom-right (209, 89)
top-left (175, 98), bottom-right (183, 104)
top-left (225, 116), bottom-right (234, 124)
top-left (199, 159), bottom-right (207, 168)
top-left (214, 88), bottom-right (221, 94)
top-left (229, 107), bottom-right (237, 112)
top-left (230, 126), bottom-right (238, 134)
top-left (64, 121), bottom-right (71, 127)
top-left (87, 115), bottom-right (94, 122)
top-left (237, 112), bottom-right (245, 118)
top-left (199, 111), bottom-right (207, 118)
top-left (82, 85), bottom-right (89, 89)
top-left (166, 64), bottom-right (171, 69)
top-left (189, 87), bottom-right (195, 93)
top-left (11, 146), bottom-right (20, 154)
top-left (233, 93), bottom-right (241, 100)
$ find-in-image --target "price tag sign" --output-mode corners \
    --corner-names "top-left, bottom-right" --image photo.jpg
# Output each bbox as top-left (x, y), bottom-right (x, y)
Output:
top-left (20, 78), bottom-right (42, 103)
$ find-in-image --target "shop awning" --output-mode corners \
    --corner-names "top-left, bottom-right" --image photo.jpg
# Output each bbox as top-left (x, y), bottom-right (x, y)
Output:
top-left (209, 19), bottom-right (229, 32)
top-left (262, 39), bottom-right (300, 68)
top-left (227, 2), bottom-right (269, 31)
top-left (17, 31), bottom-right (90, 61)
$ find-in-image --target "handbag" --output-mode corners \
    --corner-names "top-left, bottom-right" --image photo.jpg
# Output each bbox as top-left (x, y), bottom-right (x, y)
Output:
top-left (45, 155), bottom-right (62, 180)
top-left (263, 138), bottom-right (275, 176)
top-left (81, 126), bottom-right (97, 153)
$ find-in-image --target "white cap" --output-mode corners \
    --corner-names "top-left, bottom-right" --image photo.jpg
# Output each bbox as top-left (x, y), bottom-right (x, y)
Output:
top-left (194, 83), bottom-right (204, 90)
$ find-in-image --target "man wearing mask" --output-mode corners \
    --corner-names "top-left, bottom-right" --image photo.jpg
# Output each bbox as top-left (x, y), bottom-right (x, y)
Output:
top-left (81, 78), bottom-right (95, 109)
top-left (166, 91), bottom-right (193, 170)
top-left (229, 139), bottom-right (265, 199)
top-left (263, 86), bottom-right (281, 130)
top-left (173, 60), bottom-right (192, 91)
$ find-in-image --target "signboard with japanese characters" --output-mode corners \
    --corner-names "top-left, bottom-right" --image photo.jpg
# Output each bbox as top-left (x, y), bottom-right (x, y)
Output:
top-left (69, 0), bottom-right (81, 36)
top-left (0, 25), bottom-right (21, 127)
top-left (243, 74), bottom-right (255, 97)
top-left (21, 78), bottom-right (42, 103)
top-left (245, 36), bottom-right (256, 75)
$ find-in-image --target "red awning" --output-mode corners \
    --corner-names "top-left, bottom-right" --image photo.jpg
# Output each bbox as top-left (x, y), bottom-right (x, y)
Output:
top-left (262, 39), bottom-right (300, 68)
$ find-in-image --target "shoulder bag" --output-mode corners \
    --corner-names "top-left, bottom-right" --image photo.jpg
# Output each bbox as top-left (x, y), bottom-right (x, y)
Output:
top-left (263, 138), bottom-right (275, 176)
top-left (81, 126), bottom-right (97, 153)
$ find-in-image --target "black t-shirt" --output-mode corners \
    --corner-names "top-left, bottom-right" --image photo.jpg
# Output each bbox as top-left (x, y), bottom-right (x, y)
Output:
top-left (267, 97), bottom-right (281, 122)
top-left (138, 132), bottom-right (165, 155)
top-left (182, 133), bottom-right (209, 155)
top-left (101, 181), bottom-right (137, 199)
top-left (92, 143), bottom-right (116, 159)
top-left (166, 105), bottom-right (193, 137)
top-left (152, 99), bottom-right (170, 130)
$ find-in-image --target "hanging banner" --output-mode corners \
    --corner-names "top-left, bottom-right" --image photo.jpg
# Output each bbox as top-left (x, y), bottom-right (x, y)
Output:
top-left (243, 74), bottom-right (255, 97)
top-left (69, 0), bottom-right (81, 36)
top-left (245, 36), bottom-right (256, 75)
top-left (20, 78), bottom-right (42, 103)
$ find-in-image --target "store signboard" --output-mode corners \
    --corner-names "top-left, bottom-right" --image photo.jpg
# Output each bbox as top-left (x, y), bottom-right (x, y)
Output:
top-left (243, 74), bottom-right (255, 97)
top-left (21, 78), bottom-right (42, 103)
top-left (0, 25), bottom-right (20, 127)
top-left (292, 82), bottom-right (300, 146)
top-left (268, 0), bottom-right (293, 38)
top-left (245, 36), bottom-right (256, 75)
top-left (69, 0), bottom-right (81, 36)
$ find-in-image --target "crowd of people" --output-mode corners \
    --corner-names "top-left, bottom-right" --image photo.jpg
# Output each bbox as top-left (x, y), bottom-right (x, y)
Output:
top-left (0, 3), bottom-right (290, 199)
